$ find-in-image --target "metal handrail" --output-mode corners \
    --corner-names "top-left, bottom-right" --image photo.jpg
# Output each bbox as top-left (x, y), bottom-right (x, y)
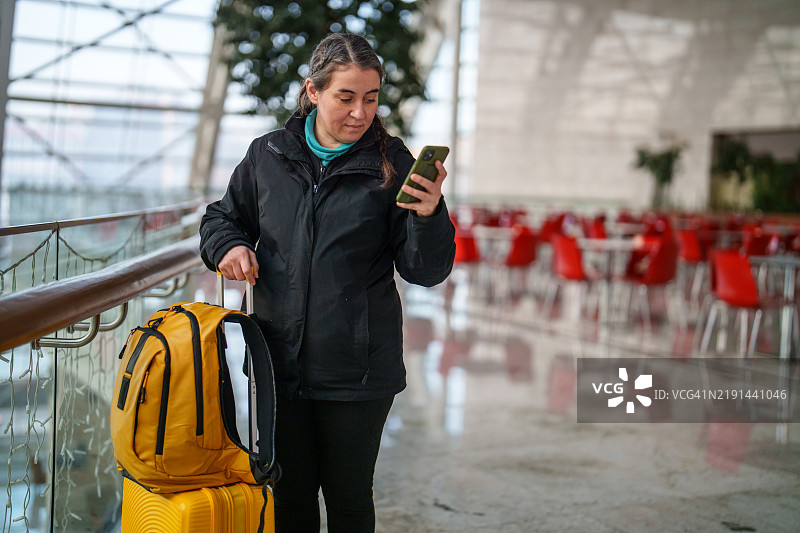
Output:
top-left (37, 315), bottom-right (100, 349)
top-left (143, 272), bottom-right (189, 298)
top-left (0, 236), bottom-right (203, 352)
top-left (0, 199), bottom-right (203, 236)
top-left (69, 301), bottom-right (129, 332)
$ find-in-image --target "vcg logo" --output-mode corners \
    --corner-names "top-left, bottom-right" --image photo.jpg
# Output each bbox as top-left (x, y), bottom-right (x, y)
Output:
top-left (591, 368), bottom-right (653, 414)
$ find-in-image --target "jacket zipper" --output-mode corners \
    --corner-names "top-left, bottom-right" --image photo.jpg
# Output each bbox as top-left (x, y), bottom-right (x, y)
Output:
top-left (309, 162), bottom-right (383, 390)
top-left (301, 166), bottom-right (323, 395)
top-left (312, 163), bottom-right (376, 387)
top-left (315, 165), bottom-right (327, 195)
top-left (296, 162), bottom-right (330, 395)
top-left (170, 306), bottom-right (204, 436)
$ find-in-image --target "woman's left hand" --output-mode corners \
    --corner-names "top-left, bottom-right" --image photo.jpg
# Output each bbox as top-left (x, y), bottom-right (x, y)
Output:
top-left (396, 160), bottom-right (447, 218)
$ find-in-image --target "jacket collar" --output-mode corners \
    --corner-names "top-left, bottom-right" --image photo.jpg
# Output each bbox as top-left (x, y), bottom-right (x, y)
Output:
top-left (275, 112), bottom-right (381, 170)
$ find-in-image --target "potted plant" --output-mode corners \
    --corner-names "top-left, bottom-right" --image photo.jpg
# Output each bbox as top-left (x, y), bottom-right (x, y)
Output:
top-left (713, 137), bottom-right (800, 213)
top-left (634, 135), bottom-right (687, 208)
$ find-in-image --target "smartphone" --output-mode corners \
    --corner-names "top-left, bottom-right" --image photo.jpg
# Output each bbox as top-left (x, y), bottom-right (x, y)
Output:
top-left (395, 145), bottom-right (449, 204)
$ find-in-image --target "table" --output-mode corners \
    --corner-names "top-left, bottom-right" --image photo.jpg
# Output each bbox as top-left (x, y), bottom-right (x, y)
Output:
top-left (577, 237), bottom-right (648, 349)
top-left (697, 229), bottom-right (744, 249)
top-left (471, 225), bottom-right (513, 264)
top-left (748, 253), bottom-right (799, 444)
top-left (762, 223), bottom-right (799, 237)
top-left (748, 254), bottom-right (800, 361)
top-left (607, 222), bottom-right (645, 237)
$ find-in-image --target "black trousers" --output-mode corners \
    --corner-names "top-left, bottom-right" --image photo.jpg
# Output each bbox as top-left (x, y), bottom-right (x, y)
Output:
top-left (273, 395), bottom-right (394, 533)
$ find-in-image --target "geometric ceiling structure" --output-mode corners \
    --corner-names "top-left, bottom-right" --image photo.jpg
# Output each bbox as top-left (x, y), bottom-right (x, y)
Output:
top-left (5, 0), bottom-right (216, 188)
top-left (1, 0), bottom-right (272, 224)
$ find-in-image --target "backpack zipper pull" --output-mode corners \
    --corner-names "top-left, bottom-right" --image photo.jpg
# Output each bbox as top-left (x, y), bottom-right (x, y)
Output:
top-left (118, 328), bottom-right (137, 359)
top-left (139, 370), bottom-right (150, 403)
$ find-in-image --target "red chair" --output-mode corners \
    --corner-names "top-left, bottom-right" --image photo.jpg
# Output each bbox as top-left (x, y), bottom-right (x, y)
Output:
top-left (741, 228), bottom-right (778, 257)
top-left (542, 234), bottom-right (594, 319)
top-left (620, 236), bottom-right (682, 332)
top-left (504, 225), bottom-right (537, 267)
top-left (695, 249), bottom-right (794, 358)
top-left (616, 210), bottom-right (640, 225)
top-left (723, 214), bottom-right (744, 232)
top-left (551, 234), bottom-right (588, 281)
top-left (636, 238), bottom-right (679, 285)
top-left (484, 212), bottom-right (501, 227)
top-left (623, 234), bottom-right (660, 279)
top-left (497, 224), bottom-right (537, 300)
top-left (677, 229), bottom-right (705, 263)
top-left (741, 228), bottom-right (780, 292)
top-left (640, 213), bottom-right (675, 239)
top-left (453, 230), bottom-right (481, 264)
top-left (537, 213), bottom-right (565, 245)
top-left (587, 217), bottom-right (607, 239)
top-left (448, 226), bottom-right (483, 296)
top-left (676, 229), bottom-right (709, 306)
top-left (498, 208), bottom-right (528, 228)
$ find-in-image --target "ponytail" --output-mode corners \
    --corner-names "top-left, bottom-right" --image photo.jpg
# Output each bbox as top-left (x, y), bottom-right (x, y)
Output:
top-left (373, 116), bottom-right (396, 189)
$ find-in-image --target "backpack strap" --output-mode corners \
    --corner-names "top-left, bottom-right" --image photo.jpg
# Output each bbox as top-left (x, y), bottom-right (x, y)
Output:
top-left (220, 313), bottom-right (278, 483)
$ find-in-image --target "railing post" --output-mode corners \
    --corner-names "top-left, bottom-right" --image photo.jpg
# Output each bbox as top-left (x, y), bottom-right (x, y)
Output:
top-left (141, 213), bottom-right (147, 255)
top-left (0, 0), bottom-right (16, 227)
top-left (50, 349), bottom-right (58, 533)
top-left (55, 224), bottom-right (60, 282)
top-left (51, 223), bottom-right (60, 532)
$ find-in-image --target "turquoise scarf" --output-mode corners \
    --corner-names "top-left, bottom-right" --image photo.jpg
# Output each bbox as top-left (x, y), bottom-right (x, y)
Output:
top-left (304, 108), bottom-right (355, 166)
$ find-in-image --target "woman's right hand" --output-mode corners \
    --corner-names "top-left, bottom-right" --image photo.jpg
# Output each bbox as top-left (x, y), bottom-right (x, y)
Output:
top-left (218, 245), bottom-right (259, 286)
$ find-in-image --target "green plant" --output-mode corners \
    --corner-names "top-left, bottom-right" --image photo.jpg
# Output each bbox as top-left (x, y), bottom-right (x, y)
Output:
top-left (634, 140), bottom-right (685, 208)
top-left (712, 138), bottom-right (750, 184)
top-left (215, 0), bottom-right (426, 135)
top-left (752, 153), bottom-right (800, 213)
top-left (713, 138), bottom-right (800, 213)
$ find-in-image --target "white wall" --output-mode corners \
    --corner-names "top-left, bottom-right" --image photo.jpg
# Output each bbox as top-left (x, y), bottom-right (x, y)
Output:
top-left (470, 0), bottom-right (800, 210)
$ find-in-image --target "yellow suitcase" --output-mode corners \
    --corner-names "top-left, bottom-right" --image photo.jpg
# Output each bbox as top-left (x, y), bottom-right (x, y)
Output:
top-left (121, 477), bottom-right (274, 533)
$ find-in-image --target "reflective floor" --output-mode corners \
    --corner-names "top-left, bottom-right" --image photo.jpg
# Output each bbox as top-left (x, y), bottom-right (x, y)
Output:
top-left (351, 266), bottom-right (800, 533)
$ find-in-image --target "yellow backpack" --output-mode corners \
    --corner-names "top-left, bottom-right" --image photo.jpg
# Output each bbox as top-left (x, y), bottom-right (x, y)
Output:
top-left (110, 302), bottom-right (278, 493)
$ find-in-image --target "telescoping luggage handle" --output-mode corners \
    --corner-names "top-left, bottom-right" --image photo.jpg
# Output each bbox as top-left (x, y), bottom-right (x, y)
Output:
top-left (217, 273), bottom-right (275, 533)
top-left (216, 271), bottom-right (254, 314)
top-left (216, 272), bottom-right (258, 453)
top-left (215, 273), bottom-right (276, 533)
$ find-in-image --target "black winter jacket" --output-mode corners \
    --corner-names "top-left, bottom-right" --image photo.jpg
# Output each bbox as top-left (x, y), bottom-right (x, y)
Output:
top-left (199, 115), bottom-right (456, 401)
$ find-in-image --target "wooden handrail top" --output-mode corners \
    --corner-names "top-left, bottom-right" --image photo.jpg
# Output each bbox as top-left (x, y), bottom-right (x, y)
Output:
top-left (0, 237), bottom-right (203, 352)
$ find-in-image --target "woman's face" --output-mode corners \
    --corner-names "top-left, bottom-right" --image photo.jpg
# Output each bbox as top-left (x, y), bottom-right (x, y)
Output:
top-left (306, 65), bottom-right (381, 148)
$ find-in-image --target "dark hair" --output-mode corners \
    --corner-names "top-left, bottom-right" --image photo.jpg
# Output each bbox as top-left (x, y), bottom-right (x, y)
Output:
top-left (297, 33), bottom-right (396, 188)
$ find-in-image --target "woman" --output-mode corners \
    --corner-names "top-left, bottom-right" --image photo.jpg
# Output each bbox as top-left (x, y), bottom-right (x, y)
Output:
top-left (199, 33), bottom-right (456, 533)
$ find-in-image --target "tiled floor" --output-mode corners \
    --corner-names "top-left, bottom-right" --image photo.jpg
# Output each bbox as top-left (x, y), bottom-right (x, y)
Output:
top-left (349, 268), bottom-right (800, 533)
